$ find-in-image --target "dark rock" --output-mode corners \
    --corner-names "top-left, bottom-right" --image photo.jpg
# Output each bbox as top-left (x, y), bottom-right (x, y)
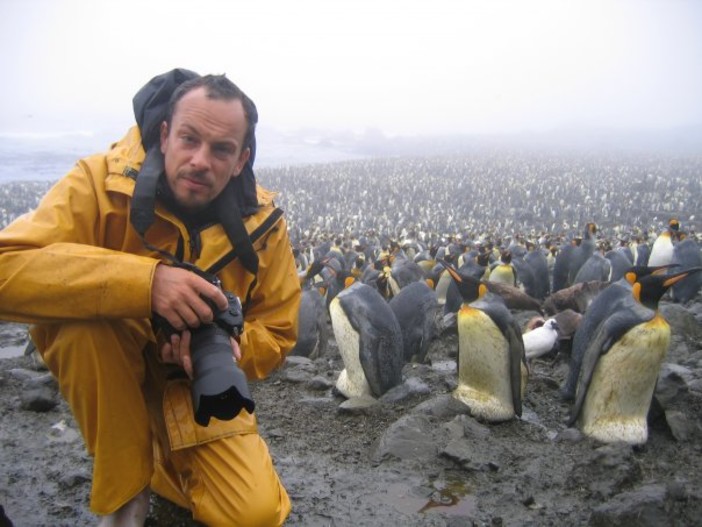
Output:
top-left (8, 368), bottom-right (39, 381)
top-left (666, 479), bottom-right (689, 502)
top-left (24, 372), bottom-right (57, 389)
top-left (58, 470), bottom-right (90, 490)
top-left (569, 443), bottom-right (641, 498)
top-left (283, 355), bottom-right (316, 371)
top-left (440, 438), bottom-right (500, 472)
top-left (282, 368), bottom-right (314, 384)
top-left (655, 363), bottom-right (692, 407)
top-left (372, 414), bottom-right (438, 462)
top-left (299, 397), bottom-right (334, 408)
top-left (588, 484), bottom-right (667, 527)
top-left (380, 376), bottom-right (431, 403)
top-left (306, 375), bottom-right (335, 391)
top-left (20, 385), bottom-right (57, 412)
top-left (410, 394), bottom-right (471, 418)
top-left (556, 427), bottom-right (583, 442)
top-left (660, 303), bottom-right (702, 348)
top-left (338, 395), bottom-right (377, 414)
top-left (664, 410), bottom-right (701, 442)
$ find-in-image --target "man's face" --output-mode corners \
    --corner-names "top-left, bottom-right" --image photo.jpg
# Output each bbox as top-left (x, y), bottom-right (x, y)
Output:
top-left (160, 87), bottom-right (250, 212)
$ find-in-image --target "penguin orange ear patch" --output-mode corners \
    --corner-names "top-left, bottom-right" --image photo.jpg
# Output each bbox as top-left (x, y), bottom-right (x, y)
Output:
top-left (632, 282), bottom-right (642, 303)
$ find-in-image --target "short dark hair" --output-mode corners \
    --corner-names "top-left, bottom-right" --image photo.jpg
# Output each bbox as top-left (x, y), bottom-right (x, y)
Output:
top-left (166, 74), bottom-right (258, 151)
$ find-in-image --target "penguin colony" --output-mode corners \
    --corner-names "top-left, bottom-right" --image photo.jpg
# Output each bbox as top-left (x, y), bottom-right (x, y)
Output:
top-left (255, 150), bottom-right (702, 446)
top-left (292, 215), bottom-right (701, 445)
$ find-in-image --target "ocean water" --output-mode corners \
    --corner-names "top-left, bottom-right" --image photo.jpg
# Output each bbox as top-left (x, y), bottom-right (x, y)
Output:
top-left (0, 128), bottom-right (368, 184)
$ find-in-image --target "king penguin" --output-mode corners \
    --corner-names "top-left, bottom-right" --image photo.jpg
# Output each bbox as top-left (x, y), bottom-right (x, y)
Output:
top-left (489, 250), bottom-right (518, 287)
top-left (568, 223), bottom-right (598, 285)
top-left (561, 264), bottom-right (674, 401)
top-left (440, 260), bottom-right (528, 422)
top-left (568, 267), bottom-right (701, 444)
top-left (330, 281), bottom-right (404, 399)
top-left (648, 218), bottom-right (680, 267)
top-left (389, 281), bottom-right (440, 363)
top-left (670, 234), bottom-right (702, 303)
top-left (291, 259), bottom-right (330, 359)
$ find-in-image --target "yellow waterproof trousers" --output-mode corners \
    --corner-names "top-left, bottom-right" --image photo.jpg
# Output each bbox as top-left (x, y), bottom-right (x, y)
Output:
top-left (32, 319), bottom-right (290, 526)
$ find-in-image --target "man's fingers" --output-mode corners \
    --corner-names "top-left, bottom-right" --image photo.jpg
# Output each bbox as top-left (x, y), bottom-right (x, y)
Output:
top-left (198, 283), bottom-right (229, 313)
top-left (180, 330), bottom-right (193, 378)
top-left (152, 265), bottom-right (226, 327)
top-left (230, 337), bottom-right (242, 361)
top-left (176, 303), bottom-right (204, 329)
top-left (159, 331), bottom-right (193, 379)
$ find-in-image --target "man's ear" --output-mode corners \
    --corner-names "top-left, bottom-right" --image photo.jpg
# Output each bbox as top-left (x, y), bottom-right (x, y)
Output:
top-left (232, 147), bottom-right (251, 177)
top-left (159, 121), bottom-right (169, 154)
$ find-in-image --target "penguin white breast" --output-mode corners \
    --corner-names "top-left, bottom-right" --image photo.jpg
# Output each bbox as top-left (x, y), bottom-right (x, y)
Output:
top-left (488, 265), bottom-right (514, 285)
top-left (579, 316), bottom-right (671, 444)
top-left (330, 298), bottom-right (372, 398)
top-left (435, 272), bottom-right (453, 306)
top-left (455, 307), bottom-right (515, 421)
top-left (648, 234), bottom-right (674, 267)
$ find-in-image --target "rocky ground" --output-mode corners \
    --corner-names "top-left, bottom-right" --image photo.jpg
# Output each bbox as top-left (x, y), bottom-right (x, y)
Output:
top-left (2, 297), bottom-right (702, 527)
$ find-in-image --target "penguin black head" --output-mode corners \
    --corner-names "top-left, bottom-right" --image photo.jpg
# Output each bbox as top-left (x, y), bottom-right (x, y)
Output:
top-left (500, 250), bottom-right (512, 264)
top-left (623, 263), bottom-right (680, 286)
top-left (438, 259), bottom-right (487, 303)
top-left (305, 257), bottom-right (328, 280)
top-left (477, 251), bottom-right (491, 268)
top-left (633, 267), bottom-right (702, 310)
top-left (669, 218), bottom-right (680, 232)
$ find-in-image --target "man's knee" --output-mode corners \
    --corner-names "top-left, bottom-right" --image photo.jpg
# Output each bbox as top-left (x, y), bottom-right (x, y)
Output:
top-left (186, 434), bottom-right (291, 527)
top-left (33, 319), bottom-right (153, 377)
top-left (193, 478), bottom-right (290, 527)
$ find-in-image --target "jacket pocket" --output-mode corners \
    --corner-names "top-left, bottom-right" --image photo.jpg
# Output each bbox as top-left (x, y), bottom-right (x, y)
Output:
top-left (162, 378), bottom-right (258, 450)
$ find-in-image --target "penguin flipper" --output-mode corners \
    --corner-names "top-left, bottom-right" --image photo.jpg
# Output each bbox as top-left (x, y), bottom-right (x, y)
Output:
top-left (505, 322), bottom-right (526, 417)
top-left (359, 334), bottom-right (402, 397)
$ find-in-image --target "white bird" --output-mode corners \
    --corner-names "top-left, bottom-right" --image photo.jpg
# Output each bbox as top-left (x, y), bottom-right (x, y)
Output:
top-left (523, 319), bottom-right (560, 360)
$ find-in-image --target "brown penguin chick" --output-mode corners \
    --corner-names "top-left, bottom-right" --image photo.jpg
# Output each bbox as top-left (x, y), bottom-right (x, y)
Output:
top-left (542, 281), bottom-right (610, 316)
top-left (484, 281), bottom-right (543, 313)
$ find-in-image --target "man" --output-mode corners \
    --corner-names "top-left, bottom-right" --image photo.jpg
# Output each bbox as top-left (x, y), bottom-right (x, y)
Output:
top-left (0, 70), bottom-right (301, 526)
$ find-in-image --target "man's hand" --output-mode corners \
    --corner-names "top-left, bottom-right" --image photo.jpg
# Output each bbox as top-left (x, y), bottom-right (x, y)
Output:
top-left (160, 330), bottom-right (242, 378)
top-left (151, 264), bottom-right (228, 331)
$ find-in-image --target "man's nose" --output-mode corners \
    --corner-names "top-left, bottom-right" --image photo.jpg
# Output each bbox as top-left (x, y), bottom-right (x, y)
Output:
top-left (189, 144), bottom-right (211, 171)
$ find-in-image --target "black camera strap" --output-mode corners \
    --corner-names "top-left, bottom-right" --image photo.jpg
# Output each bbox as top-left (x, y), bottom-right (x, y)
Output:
top-left (214, 180), bottom-right (259, 277)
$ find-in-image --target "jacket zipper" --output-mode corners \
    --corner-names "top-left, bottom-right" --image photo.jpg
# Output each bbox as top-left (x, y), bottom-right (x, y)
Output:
top-left (188, 229), bottom-right (202, 261)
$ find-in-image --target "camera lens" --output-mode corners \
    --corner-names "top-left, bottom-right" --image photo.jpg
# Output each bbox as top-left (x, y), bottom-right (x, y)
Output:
top-left (189, 324), bottom-right (255, 426)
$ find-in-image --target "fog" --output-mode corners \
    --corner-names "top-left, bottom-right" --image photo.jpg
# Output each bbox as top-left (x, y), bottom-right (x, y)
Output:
top-left (1, 0), bottom-right (701, 142)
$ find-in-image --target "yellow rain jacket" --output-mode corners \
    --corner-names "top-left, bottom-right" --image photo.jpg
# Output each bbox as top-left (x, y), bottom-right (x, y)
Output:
top-left (0, 126), bottom-right (301, 522)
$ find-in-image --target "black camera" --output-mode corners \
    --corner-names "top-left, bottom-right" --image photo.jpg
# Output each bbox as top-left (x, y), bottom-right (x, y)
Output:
top-left (155, 263), bottom-right (255, 426)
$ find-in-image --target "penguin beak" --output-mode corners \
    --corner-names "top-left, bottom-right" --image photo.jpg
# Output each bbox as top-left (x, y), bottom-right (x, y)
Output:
top-left (438, 258), bottom-right (462, 283)
top-left (649, 263), bottom-right (680, 275)
top-left (662, 267), bottom-right (702, 288)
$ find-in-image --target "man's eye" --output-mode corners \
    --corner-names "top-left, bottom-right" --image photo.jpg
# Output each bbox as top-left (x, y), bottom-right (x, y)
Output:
top-left (214, 145), bottom-right (235, 157)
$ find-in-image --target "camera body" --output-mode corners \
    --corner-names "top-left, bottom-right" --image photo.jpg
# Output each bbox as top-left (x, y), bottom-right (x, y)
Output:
top-left (155, 263), bottom-right (255, 426)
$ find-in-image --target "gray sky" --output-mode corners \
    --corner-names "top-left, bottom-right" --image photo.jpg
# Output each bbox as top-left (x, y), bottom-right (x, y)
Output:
top-left (1, 0), bottom-right (701, 138)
